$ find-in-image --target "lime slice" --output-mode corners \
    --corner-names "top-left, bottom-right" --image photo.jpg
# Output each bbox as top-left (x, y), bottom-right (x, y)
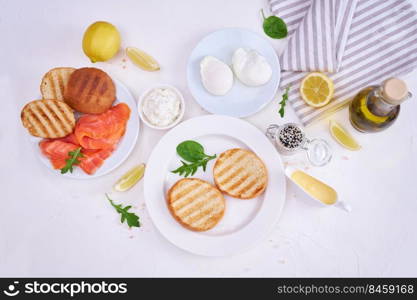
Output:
top-left (114, 164), bottom-right (146, 192)
top-left (329, 120), bottom-right (361, 151)
top-left (126, 47), bottom-right (160, 71)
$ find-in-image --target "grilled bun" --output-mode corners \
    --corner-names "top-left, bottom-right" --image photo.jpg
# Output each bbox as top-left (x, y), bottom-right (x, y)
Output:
top-left (167, 178), bottom-right (225, 231)
top-left (21, 99), bottom-right (75, 138)
top-left (40, 67), bottom-right (76, 101)
top-left (213, 148), bottom-right (268, 199)
top-left (64, 67), bottom-right (116, 114)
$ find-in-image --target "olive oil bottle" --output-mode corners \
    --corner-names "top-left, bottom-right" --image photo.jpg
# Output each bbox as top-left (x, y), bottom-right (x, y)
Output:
top-left (349, 78), bottom-right (411, 133)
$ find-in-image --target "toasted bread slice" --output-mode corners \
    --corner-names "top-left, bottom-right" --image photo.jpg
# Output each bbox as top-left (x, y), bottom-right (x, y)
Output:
top-left (64, 67), bottom-right (116, 114)
top-left (21, 99), bottom-right (75, 138)
top-left (167, 178), bottom-right (225, 231)
top-left (40, 67), bottom-right (76, 101)
top-left (213, 148), bottom-right (268, 199)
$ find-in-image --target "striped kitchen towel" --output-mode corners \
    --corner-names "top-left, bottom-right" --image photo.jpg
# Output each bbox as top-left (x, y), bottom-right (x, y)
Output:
top-left (269, 0), bottom-right (417, 126)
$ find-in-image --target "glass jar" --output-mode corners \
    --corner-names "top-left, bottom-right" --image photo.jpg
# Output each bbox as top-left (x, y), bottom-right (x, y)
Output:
top-left (266, 123), bottom-right (332, 167)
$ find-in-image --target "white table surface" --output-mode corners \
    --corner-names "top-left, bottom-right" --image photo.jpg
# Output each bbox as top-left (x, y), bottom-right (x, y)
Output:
top-left (1, 0), bottom-right (417, 277)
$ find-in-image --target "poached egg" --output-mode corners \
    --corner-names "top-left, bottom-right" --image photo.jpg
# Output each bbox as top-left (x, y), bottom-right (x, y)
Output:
top-left (232, 48), bottom-right (272, 86)
top-left (200, 56), bottom-right (233, 96)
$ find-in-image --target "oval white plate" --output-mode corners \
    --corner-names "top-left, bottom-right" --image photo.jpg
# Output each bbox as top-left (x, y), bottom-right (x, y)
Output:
top-left (31, 79), bottom-right (140, 179)
top-left (144, 115), bottom-right (285, 256)
top-left (187, 28), bottom-right (280, 118)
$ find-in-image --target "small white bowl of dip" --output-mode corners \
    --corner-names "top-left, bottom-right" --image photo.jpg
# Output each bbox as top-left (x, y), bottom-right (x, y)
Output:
top-left (138, 84), bottom-right (185, 130)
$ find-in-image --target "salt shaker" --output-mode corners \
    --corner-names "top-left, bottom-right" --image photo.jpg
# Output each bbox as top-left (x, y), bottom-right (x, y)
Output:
top-left (266, 123), bottom-right (332, 166)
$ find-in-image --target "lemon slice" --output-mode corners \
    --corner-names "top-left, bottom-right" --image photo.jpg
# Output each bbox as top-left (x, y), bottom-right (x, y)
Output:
top-left (114, 164), bottom-right (146, 192)
top-left (300, 72), bottom-right (334, 107)
top-left (329, 120), bottom-right (361, 151)
top-left (126, 47), bottom-right (160, 71)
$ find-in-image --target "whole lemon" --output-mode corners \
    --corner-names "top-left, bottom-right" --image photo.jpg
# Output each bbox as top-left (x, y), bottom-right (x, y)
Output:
top-left (82, 21), bottom-right (121, 63)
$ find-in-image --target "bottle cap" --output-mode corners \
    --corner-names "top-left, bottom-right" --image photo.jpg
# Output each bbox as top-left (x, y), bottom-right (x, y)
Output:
top-left (382, 78), bottom-right (408, 105)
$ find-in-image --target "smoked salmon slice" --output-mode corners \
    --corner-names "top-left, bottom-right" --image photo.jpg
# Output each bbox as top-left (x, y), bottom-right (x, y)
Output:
top-left (58, 133), bottom-right (80, 146)
top-left (40, 139), bottom-right (114, 174)
top-left (75, 103), bottom-right (131, 150)
top-left (39, 140), bottom-right (79, 169)
top-left (39, 103), bottom-right (131, 175)
top-left (79, 148), bottom-right (114, 175)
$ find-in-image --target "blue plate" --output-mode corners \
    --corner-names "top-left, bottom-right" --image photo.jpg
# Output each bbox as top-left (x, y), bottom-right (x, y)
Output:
top-left (187, 28), bottom-right (280, 118)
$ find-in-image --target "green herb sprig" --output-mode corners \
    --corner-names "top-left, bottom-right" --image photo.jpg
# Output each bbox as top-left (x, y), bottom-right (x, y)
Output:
top-left (106, 194), bottom-right (140, 228)
top-left (172, 140), bottom-right (216, 177)
top-left (61, 147), bottom-right (84, 174)
top-left (279, 85), bottom-right (291, 118)
top-left (261, 9), bottom-right (288, 39)
top-left (172, 156), bottom-right (216, 177)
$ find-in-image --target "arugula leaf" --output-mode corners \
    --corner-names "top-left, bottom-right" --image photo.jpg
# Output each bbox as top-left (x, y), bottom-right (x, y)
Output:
top-left (279, 85), bottom-right (291, 118)
top-left (176, 140), bottom-right (206, 162)
top-left (60, 147), bottom-right (84, 174)
top-left (172, 155), bottom-right (216, 177)
top-left (106, 194), bottom-right (140, 228)
top-left (261, 9), bottom-right (288, 39)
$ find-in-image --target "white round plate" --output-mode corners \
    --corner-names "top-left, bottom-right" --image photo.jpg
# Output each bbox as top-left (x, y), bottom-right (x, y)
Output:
top-left (32, 79), bottom-right (140, 179)
top-left (187, 28), bottom-right (280, 118)
top-left (144, 115), bottom-right (286, 256)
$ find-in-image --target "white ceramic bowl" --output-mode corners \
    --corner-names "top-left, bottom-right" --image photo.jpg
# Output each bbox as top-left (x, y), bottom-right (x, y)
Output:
top-left (138, 84), bottom-right (185, 130)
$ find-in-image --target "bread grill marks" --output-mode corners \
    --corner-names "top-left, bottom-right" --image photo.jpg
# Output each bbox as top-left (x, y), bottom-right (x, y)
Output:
top-left (167, 178), bottom-right (225, 231)
top-left (40, 67), bottom-right (75, 101)
top-left (21, 99), bottom-right (76, 138)
top-left (64, 67), bottom-right (116, 114)
top-left (213, 148), bottom-right (268, 199)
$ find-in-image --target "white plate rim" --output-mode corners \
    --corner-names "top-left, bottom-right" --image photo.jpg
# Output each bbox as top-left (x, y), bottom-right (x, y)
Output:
top-left (31, 78), bottom-right (140, 179)
top-left (144, 115), bottom-right (286, 256)
top-left (186, 27), bottom-right (281, 118)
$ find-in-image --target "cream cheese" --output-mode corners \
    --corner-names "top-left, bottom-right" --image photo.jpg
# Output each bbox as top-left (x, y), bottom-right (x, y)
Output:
top-left (142, 87), bottom-right (181, 127)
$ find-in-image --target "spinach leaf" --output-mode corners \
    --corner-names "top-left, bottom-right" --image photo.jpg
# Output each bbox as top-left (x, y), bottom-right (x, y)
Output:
top-left (261, 9), bottom-right (287, 39)
top-left (176, 140), bottom-right (206, 162)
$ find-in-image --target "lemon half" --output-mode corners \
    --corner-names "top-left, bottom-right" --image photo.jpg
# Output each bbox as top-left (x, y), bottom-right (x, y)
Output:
top-left (300, 72), bottom-right (334, 107)
top-left (329, 120), bottom-right (361, 151)
top-left (82, 21), bottom-right (121, 63)
top-left (114, 164), bottom-right (145, 192)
